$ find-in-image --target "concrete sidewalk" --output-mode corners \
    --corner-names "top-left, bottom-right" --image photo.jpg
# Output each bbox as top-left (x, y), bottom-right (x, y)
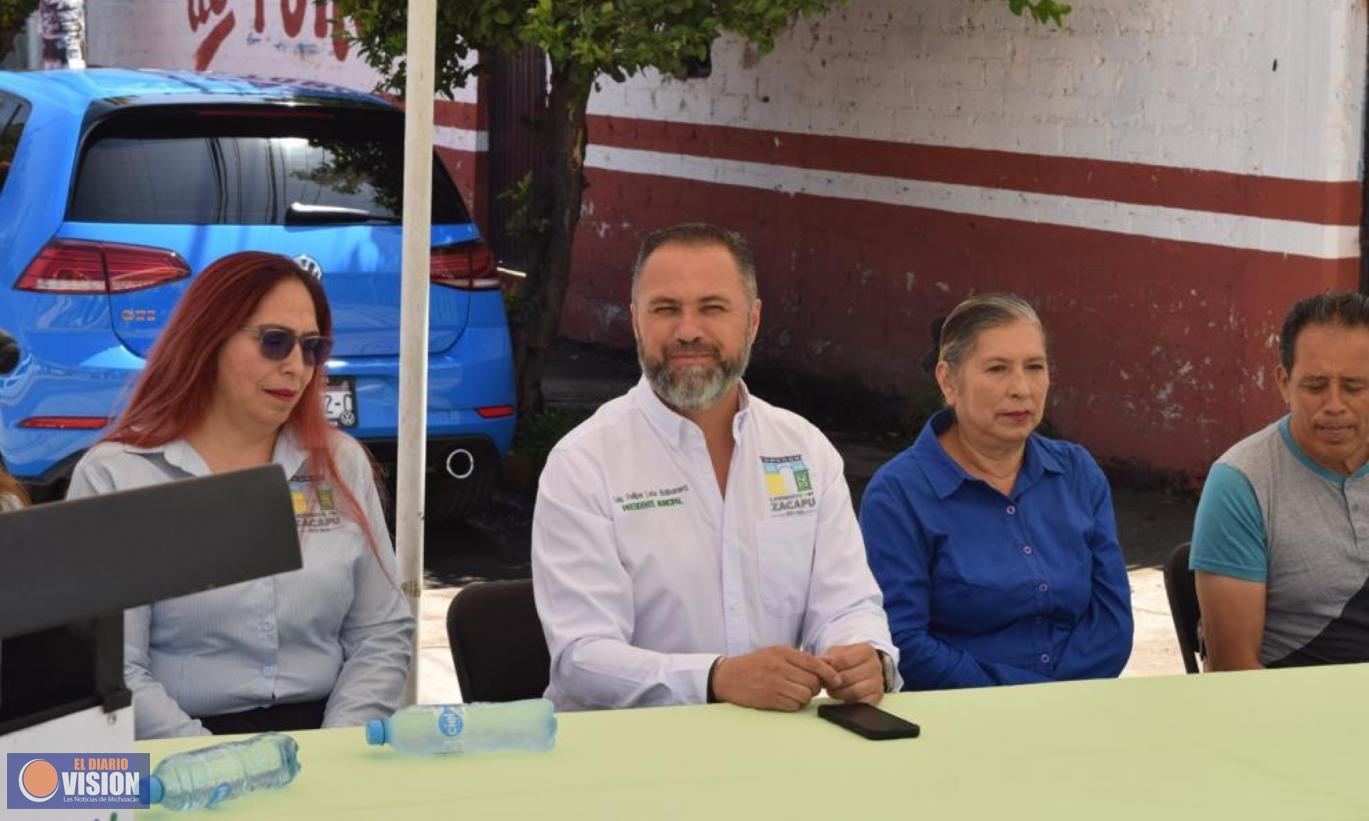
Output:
top-left (418, 342), bottom-right (1197, 702)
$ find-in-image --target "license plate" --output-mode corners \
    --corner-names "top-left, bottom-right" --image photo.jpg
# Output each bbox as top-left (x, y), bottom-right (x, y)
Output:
top-left (325, 377), bottom-right (357, 428)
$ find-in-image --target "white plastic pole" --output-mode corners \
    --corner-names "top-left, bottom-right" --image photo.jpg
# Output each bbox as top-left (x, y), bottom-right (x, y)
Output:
top-left (397, 0), bottom-right (438, 706)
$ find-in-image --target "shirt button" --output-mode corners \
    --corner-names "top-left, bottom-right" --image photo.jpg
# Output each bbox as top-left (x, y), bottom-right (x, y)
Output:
top-left (1006, 505), bottom-right (1016, 515)
top-left (1040, 653), bottom-right (1051, 664)
top-left (1022, 545), bottom-right (1033, 555)
top-left (262, 665), bottom-right (277, 676)
top-left (1038, 583), bottom-right (1049, 593)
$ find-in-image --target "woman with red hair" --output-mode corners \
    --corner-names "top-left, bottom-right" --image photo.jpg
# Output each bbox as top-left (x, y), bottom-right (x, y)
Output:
top-left (66, 252), bottom-right (413, 740)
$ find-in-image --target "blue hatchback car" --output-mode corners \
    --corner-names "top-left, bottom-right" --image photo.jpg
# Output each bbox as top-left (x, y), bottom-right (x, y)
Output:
top-left (0, 69), bottom-right (515, 520)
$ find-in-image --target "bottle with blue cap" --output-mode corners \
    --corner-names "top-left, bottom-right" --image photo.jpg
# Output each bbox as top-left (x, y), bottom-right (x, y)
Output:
top-left (366, 699), bottom-right (557, 756)
top-left (145, 732), bottom-right (300, 811)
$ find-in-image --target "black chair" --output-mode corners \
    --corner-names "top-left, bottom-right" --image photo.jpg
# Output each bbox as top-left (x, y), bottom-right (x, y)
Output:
top-left (1163, 541), bottom-right (1204, 674)
top-left (446, 579), bottom-right (550, 702)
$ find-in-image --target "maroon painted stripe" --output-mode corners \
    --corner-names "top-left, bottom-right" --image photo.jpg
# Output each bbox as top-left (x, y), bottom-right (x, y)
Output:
top-left (564, 166), bottom-right (1360, 476)
top-left (586, 114), bottom-right (1362, 227)
top-left (435, 100), bottom-right (480, 131)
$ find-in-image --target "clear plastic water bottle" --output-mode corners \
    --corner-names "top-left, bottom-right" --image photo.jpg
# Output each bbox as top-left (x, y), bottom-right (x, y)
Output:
top-left (146, 732), bottom-right (301, 811)
top-left (365, 699), bottom-right (557, 756)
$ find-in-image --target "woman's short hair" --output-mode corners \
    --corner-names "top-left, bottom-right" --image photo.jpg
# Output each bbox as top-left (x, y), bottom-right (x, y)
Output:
top-left (938, 292), bottom-right (1044, 371)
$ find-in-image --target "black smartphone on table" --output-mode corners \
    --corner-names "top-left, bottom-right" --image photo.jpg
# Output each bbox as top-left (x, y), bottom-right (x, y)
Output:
top-left (817, 703), bottom-right (921, 740)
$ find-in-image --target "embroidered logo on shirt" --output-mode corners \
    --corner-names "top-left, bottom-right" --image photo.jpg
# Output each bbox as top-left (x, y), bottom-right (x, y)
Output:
top-left (289, 474), bottom-right (343, 532)
top-left (613, 483), bottom-right (689, 513)
top-left (762, 454), bottom-right (817, 514)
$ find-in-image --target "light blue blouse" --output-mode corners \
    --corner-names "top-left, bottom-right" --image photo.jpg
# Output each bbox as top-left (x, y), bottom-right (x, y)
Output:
top-left (67, 432), bottom-right (413, 739)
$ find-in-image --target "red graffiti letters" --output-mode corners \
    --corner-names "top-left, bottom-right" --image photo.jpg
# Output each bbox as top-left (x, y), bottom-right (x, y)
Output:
top-left (188, 0), bottom-right (351, 70)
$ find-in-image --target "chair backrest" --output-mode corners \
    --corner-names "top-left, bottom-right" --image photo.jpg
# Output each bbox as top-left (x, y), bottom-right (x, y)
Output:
top-left (1163, 541), bottom-right (1203, 674)
top-left (446, 578), bottom-right (550, 703)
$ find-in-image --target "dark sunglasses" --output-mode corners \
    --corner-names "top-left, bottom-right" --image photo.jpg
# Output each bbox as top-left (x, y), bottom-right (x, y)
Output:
top-left (239, 325), bottom-right (334, 367)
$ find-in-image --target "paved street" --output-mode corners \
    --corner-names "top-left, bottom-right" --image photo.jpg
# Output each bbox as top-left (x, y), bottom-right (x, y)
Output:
top-left (416, 343), bottom-right (1199, 703)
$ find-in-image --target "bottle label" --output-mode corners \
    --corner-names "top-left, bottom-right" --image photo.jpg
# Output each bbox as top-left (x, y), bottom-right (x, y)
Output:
top-left (437, 707), bottom-right (464, 738)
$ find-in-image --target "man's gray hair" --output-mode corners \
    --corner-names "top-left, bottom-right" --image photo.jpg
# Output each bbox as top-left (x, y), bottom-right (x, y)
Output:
top-left (938, 292), bottom-right (1045, 371)
top-left (630, 223), bottom-right (759, 303)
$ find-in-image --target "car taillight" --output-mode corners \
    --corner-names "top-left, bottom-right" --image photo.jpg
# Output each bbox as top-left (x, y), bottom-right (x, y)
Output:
top-left (430, 241), bottom-right (501, 290)
top-left (17, 417), bottom-right (110, 430)
top-left (15, 240), bottom-right (191, 294)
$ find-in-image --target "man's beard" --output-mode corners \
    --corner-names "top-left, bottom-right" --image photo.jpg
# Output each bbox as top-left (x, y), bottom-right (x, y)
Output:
top-left (638, 334), bottom-right (754, 412)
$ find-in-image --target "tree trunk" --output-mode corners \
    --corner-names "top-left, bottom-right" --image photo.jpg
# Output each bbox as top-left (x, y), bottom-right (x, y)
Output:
top-left (512, 65), bottom-right (592, 417)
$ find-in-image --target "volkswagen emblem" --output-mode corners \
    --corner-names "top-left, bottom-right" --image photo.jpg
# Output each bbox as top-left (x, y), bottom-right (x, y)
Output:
top-left (294, 255), bottom-right (324, 279)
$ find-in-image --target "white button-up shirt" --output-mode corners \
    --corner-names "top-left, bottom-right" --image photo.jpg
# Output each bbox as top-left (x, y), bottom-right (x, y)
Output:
top-left (532, 378), bottom-right (897, 711)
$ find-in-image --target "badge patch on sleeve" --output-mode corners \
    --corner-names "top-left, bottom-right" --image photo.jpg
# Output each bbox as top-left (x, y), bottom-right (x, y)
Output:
top-left (762, 454), bottom-right (816, 513)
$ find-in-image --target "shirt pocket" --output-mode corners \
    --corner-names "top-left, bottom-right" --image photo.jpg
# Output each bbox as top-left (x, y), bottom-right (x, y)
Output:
top-left (754, 515), bottom-right (817, 616)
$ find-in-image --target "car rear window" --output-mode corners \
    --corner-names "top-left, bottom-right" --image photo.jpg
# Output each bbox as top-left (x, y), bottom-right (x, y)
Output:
top-left (0, 94), bottom-right (30, 196)
top-left (69, 105), bottom-right (470, 225)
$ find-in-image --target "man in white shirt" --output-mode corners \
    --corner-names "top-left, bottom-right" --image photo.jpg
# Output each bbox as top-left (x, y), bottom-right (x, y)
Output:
top-left (532, 223), bottom-right (899, 712)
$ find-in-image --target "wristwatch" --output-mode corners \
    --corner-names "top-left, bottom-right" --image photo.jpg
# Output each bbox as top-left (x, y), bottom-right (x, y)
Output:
top-left (875, 649), bottom-right (897, 693)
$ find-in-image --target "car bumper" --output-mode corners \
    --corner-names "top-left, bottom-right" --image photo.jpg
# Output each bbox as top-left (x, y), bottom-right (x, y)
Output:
top-left (0, 323), bottom-right (516, 481)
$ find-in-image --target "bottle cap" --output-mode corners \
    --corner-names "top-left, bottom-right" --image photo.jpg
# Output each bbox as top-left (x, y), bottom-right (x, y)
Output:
top-left (364, 719), bottom-right (387, 746)
top-left (148, 775), bottom-right (164, 805)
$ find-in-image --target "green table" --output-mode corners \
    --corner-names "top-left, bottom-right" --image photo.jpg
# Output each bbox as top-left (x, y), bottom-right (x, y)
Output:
top-left (136, 664), bottom-right (1369, 819)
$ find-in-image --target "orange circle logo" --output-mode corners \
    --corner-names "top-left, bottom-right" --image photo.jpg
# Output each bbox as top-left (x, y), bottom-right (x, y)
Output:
top-left (17, 758), bottom-right (59, 802)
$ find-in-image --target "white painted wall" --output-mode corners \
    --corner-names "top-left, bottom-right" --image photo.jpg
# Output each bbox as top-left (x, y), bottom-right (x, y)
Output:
top-left (85, 0), bottom-right (477, 105)
top-left (588, 0), bottom-right (1366, 182)
top-left (85, 1), bottom-right (1364, 183)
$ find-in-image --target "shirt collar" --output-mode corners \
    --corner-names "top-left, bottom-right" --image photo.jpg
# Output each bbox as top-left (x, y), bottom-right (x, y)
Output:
top-left (1278, 415), bottom-right (1369, 484)
top-left (911, 408), bottom-right (1064, 499)
top-left (119, 428), bottom-right (309, 479)
top-left (633, 376), bottom-right (753, 450)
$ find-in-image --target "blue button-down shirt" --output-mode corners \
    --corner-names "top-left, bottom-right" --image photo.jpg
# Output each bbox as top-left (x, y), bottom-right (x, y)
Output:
top-left (859, 410), bottom-right (1133, 690)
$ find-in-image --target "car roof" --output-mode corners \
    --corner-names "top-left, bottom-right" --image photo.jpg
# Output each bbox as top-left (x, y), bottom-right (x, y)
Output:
top-left (0, 68), bottom-right (392, 117)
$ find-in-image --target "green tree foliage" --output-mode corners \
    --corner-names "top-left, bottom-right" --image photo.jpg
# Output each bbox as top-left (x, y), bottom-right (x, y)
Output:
top-left (336, 0), bottom-right (849, 99)
top-left (1005, 0), bottom-right (1071, 26)
top-left (1, 0), bottom-right (39, 62)
top-left (330, 0), bottom-right (1070, 416)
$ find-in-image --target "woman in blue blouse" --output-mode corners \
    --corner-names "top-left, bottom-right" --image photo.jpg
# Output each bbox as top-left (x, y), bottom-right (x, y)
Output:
top-left (860, 293), bottom-right (1132, 690)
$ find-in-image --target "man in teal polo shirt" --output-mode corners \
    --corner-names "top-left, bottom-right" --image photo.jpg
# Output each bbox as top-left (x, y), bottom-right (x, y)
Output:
top-left (1191, 292), bottom-right (1369, 670)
